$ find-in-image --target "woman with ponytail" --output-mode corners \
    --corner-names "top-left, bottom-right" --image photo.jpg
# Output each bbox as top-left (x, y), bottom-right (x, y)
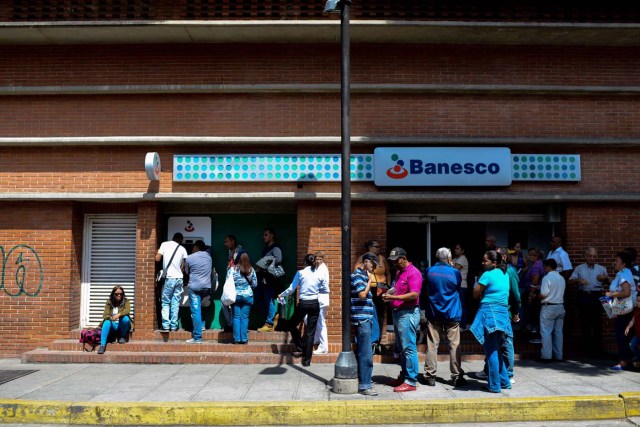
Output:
top-left (471, 250), bottom-right (512, 393)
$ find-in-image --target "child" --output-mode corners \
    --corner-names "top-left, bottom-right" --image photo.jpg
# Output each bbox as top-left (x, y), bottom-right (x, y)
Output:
top-left (624, 295), bottom-right (640, 369)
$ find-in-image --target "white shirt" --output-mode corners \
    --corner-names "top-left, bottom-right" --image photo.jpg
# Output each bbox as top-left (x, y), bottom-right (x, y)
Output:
top-left (281, 265), bottom-right (329, 301)
top-left (453, 255), bottom-right (469, 288)
top-left (158, 241), bottom-right (188, 279)
top-left (316, 263), bottom-right (330, 308)
top-left (547, 246), bottom-right (573, 272)
top-left (540, 270), bottom-right (566, 304)
top-left (569, 263), bottom-right (607, 292)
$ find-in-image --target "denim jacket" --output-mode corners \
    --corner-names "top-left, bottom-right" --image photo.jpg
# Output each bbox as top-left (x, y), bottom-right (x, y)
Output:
top-left (470, 302), bottom-right (513, 345)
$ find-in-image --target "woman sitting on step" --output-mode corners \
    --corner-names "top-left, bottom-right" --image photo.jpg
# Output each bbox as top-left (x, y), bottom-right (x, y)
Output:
top-left (97, 286), bottom-right (133, 354)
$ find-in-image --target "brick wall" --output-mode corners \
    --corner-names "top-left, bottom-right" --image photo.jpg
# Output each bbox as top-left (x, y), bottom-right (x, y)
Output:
top-left (297, 202), bottom-right (386, 342)
top-left (3, 44), bottom-right (640, 86)
top-left (565, 203), bottom-right (640, 266)
top-left (134, 202), bottom-right (160, 337)
top-left (0, 202), bottom-right (74, 356)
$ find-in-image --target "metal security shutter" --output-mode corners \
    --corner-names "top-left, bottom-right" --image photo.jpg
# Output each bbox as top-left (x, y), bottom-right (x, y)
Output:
top-left (81, 215), bottom-right (137, 328)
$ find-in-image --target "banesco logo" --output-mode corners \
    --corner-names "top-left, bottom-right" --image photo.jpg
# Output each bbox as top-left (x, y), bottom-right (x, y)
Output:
top-left (387, 153), bottom-right (500, 179)
top-left (386, 154), bottom-right (409, 179)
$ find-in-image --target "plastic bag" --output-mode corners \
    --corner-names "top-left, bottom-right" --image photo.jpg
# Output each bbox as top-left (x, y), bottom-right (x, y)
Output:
top-left (221, 270), bottom-right (237, 307)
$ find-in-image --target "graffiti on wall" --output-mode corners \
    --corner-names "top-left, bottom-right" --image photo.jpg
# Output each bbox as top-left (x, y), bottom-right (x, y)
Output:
top-left (1, 245), bottom-right (43, 297)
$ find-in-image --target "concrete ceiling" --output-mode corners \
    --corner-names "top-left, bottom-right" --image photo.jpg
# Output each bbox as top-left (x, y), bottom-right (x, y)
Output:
top-left (1, 20), bottom-right (640, 45)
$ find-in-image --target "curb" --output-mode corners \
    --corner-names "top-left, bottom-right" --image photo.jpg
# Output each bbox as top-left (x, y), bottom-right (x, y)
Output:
top-left (0, 394), bottom-right (633, 425)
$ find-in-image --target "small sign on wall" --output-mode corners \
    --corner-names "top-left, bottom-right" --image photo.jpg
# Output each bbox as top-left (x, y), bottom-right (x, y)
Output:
top-left (145, 152), bottom-right (161, 181)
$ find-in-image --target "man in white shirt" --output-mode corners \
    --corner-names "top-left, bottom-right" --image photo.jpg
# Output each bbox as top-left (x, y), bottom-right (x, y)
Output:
top-left (547, 235), bottom-right (573, 280)
top-left (537, 259), bottom-right (566, 362)
top-left (155, 233), bottom-right (188, 331)
top-left (313, 251), bottom-right (330, 355)
top-left (568, 247), bottom-right (608, 355)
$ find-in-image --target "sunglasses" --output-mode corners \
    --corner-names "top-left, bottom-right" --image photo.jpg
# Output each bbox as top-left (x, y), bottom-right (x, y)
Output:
top-left (114, 292), bottom-right (124, 296)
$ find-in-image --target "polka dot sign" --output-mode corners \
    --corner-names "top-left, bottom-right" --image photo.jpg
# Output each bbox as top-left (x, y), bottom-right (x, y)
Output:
top-left (173, 153), bottom-right (580, 182)
top-left (173, 155), bottom-right (374, 182)
top-left (511, 154), bottom-right (580, 181)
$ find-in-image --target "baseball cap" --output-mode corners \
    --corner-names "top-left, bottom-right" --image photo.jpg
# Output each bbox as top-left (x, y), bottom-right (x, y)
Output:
top-left (388, 247), bottom-right (407, 261)
top-left (362, 252), bottom-right (379, 266)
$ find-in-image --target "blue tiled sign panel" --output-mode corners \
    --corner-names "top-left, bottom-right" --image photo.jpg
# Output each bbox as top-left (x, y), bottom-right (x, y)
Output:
top-left (173, 154), bottom-right (580, 182)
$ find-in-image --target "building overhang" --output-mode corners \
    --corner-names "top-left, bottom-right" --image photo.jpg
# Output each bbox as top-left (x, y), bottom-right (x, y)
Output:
top-left (2, 20), bottom-right (640, 45)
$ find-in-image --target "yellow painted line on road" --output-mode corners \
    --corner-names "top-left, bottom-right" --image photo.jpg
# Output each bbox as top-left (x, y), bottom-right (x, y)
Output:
top-left (0, 395), bottom-right (629, 425)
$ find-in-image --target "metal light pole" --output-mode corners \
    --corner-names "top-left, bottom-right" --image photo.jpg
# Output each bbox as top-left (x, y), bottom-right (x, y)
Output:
top-left (325, 0), bottom-right (358, 394)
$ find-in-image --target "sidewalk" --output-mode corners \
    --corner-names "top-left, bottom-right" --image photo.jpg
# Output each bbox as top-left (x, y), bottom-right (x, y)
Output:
top-left (1, 357), bottom-right (639, 425)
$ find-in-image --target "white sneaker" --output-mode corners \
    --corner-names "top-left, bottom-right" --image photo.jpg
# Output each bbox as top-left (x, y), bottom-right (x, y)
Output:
top-left (313, 349), bottom-right (328, 355)
top-left (186, 338), bottom-right (203, 344)
top-left (510, 378), bottom-right (515, 384)
top-left (475, 370), bottom-right (488, 379)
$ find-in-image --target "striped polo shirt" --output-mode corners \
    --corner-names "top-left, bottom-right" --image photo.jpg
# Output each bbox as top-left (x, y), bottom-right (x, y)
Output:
top-left (350, 267), bottom-right (374, 324)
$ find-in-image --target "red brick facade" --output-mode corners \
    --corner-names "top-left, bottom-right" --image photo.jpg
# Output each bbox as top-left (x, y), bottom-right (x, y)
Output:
top-left (1, 12), bottom-right (640, 358)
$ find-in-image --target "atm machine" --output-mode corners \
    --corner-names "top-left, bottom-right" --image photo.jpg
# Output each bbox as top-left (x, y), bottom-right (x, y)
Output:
top-left (166, 217), bottom-right (215, 330)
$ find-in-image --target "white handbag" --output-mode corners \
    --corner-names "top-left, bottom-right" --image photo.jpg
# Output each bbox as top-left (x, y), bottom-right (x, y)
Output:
top-left (221, 270), bottom-right (237, 307)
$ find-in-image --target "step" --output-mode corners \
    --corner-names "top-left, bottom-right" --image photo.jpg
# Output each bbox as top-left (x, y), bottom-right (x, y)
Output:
top-left (21, 348), bottom-right (488, 365)
top-left (50, 340), bottom-right (300, 353)
top-left (53, 337), bottom-right (542, 356)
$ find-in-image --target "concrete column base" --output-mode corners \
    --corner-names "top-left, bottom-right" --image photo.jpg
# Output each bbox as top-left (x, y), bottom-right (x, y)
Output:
top-left (331, 377), bottom-right (358, 394)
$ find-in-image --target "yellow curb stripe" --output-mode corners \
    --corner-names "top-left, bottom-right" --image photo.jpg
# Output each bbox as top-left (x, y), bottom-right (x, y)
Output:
top-left (620, 392), bottom-right (640, 417)
top-left (0, 396), bottom-right (629, 425)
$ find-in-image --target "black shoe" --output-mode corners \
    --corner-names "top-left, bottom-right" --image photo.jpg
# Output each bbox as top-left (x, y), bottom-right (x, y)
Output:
top-left (425, 377), bottom-right (436, 387)
top-left (292, 351), bottom-right (303, 358)
top-left (536, 357), bottom-right (552, 363)
top-left (97, 345), bottom-right (106, 354)
top-left (452, 376), bottom-right (467, 387)
top-left (118, 338), bottom-right (127, 344)
top-left (301, 360), bottom-right (311, 367)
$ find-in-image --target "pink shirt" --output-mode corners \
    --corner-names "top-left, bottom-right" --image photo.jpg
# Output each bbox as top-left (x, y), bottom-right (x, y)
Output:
top-left (391, 262), bottom-right (423, 309)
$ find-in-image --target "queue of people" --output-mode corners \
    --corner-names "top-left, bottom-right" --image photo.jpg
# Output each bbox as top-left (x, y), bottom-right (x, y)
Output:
top-left (100, 230), bottom-right (640, 391)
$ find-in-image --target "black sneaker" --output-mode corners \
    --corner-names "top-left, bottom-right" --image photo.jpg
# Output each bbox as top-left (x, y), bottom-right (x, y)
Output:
top-left (425, 377), bottom-right (436, 387)
top-left (452, 376), bottom-right (467, 387)
top-left (118, 338), bottom-right (127, 344)
top-left (97, 345), bottom-right (106, 354)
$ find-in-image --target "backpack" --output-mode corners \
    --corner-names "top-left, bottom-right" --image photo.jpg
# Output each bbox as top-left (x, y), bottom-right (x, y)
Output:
top-left (79, 328), bottom-right (102, 352)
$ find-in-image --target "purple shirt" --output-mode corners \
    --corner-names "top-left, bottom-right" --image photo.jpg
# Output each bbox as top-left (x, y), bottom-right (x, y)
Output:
top-left (524, 259), bottom-right (545, 288)
top-left (391, 262), bottom-right (423, 309)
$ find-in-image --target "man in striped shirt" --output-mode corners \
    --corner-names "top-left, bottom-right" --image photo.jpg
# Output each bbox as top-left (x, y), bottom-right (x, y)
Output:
top-left (351, 252), bottom-right (379, 396)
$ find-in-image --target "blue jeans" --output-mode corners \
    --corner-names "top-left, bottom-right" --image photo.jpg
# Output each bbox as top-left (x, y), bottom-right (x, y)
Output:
top-left (101, 316), bottom-right (131, 347)
top-left (630, 335), bottom-right (640, 361)
top-left (371, 311), bottom-right (381, 344)
top-left (615, 312), bottom-right (634, 362)
top-left (258, 282), bottom-right (277, 325)
top-left (392, 307), bottom-right (420, 386)
top-left (233, 295), bottom-right (253, 343)
top-left (483, 331), bottom-right (511, 392)
top-left (540, 304), bottom-right (565, 360)
top-left (482, 332), bottom-right (514, 379)
top-left (161, 278), bottom-right (183, 330)
top-left (356, 318), bottom-right (374, 391)
top-left (187, 287), bottom-right (203, 342)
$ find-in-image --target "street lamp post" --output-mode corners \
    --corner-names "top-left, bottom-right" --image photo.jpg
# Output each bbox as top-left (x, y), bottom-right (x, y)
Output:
top-left (325, 0), bottom-right (358, 394)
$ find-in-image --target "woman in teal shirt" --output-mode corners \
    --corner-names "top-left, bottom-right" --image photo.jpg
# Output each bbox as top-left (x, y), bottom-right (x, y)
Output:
top-left (471, 250), bottom-right (512, 393)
